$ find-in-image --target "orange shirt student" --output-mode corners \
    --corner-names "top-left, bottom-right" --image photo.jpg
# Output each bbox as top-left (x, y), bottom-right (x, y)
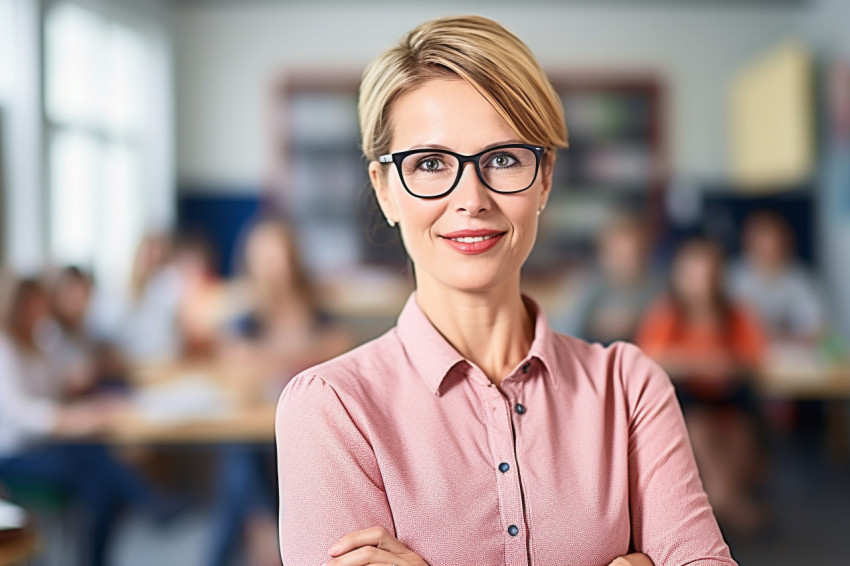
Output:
top-left (636, 239), bottom-right (766, 401)
top-left (637, 299), bottom-right (766, 395)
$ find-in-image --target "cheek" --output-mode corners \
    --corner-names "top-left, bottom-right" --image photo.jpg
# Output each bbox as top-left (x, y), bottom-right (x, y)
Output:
top-left (506, 200), bottom-right (541, 246)
top-left (393, 181), bottom-right (442, 236)
top-left (397, 201), bottom-right (442, 255)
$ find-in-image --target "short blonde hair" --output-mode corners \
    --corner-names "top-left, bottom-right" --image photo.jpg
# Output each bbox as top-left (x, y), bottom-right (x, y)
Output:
top-left (358, 15), bottom-right (568, 162)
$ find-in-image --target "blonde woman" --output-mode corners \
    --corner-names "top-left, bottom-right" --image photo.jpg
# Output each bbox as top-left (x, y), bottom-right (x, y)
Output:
top-left (276, 16), bottom-right (736, 566)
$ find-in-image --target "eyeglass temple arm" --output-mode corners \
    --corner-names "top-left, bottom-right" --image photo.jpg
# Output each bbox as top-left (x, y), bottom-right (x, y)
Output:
top-left (378, 155), bottom-right (393, 163)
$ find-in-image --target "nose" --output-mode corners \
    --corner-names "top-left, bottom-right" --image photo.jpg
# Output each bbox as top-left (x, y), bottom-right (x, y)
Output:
top-left (449, 162), bottom-right (491, 216)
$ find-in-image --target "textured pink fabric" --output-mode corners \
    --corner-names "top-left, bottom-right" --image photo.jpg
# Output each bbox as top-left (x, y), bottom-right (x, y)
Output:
top-left (276, 293), bottom-right (736, 566)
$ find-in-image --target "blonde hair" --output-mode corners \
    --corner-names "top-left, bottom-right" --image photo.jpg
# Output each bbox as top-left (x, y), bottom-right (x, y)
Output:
top-left (358, 15), bottom-right (568, 162)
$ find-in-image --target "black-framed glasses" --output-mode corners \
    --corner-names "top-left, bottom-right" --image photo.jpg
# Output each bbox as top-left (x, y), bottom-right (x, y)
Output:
top-left (378, 143), bottom-right (545, 199)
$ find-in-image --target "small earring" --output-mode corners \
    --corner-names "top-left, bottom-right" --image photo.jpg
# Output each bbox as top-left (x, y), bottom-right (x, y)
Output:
top-left (536, 207), bottom-right (544, 216)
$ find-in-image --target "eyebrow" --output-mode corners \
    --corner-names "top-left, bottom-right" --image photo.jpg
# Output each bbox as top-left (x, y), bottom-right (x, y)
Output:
top-left (401, 139), bottom-right (525, 153)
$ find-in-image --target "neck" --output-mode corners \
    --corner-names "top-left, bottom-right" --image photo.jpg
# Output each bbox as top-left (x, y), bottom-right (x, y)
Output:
top-left (415, 274), bottom-right (534, 386)
top-left (683, 299), bottom-right (721, 322)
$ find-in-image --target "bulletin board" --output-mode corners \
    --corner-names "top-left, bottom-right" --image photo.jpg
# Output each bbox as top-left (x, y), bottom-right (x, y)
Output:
top-left (729, 41), bottom-right (815, 191)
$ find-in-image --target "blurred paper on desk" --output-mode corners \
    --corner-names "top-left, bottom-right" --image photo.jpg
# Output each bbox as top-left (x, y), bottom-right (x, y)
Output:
top-left (132, 375), bottom-right (231, 423)
top-left (0, 499), bottom-right (27, 531)
top-left (765, 342), bottom-right (832, 384)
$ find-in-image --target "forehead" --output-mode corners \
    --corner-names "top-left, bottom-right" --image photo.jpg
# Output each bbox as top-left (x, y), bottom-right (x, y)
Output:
top-left (389, 78), bottom-right (517, 152)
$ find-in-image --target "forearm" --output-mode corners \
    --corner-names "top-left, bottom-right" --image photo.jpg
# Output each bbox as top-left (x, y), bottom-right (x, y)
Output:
top-left (610, 553), bottom-right (654, 566)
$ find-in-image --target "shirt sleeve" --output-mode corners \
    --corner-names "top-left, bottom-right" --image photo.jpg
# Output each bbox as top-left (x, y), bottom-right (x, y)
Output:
top-left (276, 373), bottom-right (395, 566)
top-left (788, 272), bottom-right (825, 337)
top-left (618, 342), bottom-right (737, 566)
top-left (0, 340), bottom-right (58, 441)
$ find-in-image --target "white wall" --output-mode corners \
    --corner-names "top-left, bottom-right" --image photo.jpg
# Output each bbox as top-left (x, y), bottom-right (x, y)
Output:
top-left (174, 1), bottom-right (802, 190)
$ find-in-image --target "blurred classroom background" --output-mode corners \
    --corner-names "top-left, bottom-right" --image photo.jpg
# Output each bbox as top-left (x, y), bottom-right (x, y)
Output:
top-left (1, 0), bottom-right (849, 565)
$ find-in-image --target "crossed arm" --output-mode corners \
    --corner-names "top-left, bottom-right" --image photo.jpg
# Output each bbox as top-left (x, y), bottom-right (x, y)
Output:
top-left (324, 526), bottom-right (654, 566)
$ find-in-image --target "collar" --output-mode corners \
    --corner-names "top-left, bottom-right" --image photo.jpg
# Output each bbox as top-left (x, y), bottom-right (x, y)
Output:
top-left (395, 292), bottom-right (560, 396)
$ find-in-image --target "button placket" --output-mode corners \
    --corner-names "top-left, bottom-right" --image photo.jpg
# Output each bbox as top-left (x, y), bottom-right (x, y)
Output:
top-left (483, 388), bottom-right (528, 565)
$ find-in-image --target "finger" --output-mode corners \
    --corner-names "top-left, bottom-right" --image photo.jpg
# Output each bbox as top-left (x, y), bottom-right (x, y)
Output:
top-left (327, 526), bottom-right (406, 557)
top-left (326, 545), bottom-right (402, 566)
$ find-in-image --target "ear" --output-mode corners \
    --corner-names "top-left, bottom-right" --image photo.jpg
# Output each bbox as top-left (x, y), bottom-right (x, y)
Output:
top-left (369, 161), bottom-right (399, 225)
top-left (537, 150), bottom-right (556, 211)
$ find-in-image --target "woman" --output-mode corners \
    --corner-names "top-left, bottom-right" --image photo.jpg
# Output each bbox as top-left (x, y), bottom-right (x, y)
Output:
top-left (636, 237), bottom-right (768, 535)
top-left (208, 217), bottom-right (349, 566)
top-left (276, 16), bottom-right (735, 566)
top-left (221, 218), bottom-right (349, 383)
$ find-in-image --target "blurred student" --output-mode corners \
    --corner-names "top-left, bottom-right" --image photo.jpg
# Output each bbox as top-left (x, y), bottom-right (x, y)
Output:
top-left (172, 231), bottom-right (227, 359)
top-left (553, 213), bottom-right (663, 344)
top-left (109, 231), bottom-right (184, 362)
top-left (0, 275), bottom-right (155, 566)
top-left (206, 218), bottom-right (348, 566)
top-left (636, 238), bottom-right (768, 536)
top-left (728, 211), bottom-right (825, 344)
top-left (45, 266), bottom-right (127, 398)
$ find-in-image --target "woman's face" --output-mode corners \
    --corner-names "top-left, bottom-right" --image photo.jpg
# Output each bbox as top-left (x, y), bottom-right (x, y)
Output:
top-left (370, 78), bottom-right (554, 294)
top-left (672, 246), bottom-right (720, 305)
top-left (246, 226), bottom-right (293, 289)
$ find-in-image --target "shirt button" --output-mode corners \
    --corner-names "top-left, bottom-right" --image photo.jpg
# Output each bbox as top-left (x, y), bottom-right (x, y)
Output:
top-left (508, 524), bottom-right (519, 536)
top-left (498, 462), bottom-right (510, 473)
top-left (521, 362), bottom-right (531, 374)
top-left (514, 403), bottom-right (526, 415)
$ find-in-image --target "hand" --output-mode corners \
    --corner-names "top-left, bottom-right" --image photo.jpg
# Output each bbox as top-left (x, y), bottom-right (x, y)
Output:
top-left (55, 402), bottom-right (112, 437)
top-left (608, 552), bottom-right (654, 566)
top-left (327, 526), bottom-right (428, 566)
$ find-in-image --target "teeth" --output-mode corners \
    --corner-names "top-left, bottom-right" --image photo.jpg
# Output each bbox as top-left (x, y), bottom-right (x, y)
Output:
top-left (449, 234), bottom-right (498, 243)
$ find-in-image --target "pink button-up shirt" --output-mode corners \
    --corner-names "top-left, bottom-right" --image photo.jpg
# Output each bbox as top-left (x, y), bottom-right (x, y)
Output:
top-left (276, 294), bottom-right (736, 566)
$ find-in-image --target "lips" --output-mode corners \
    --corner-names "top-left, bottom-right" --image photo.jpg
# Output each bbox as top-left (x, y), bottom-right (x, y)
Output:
top-left (439, 229), bottom-right (507, 255)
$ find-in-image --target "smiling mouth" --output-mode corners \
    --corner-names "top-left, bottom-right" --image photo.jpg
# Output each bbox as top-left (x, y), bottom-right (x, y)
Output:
top-left (439, 230), bottom-right (507, 255)
top-left (445, 234), bottom-right (503, 243)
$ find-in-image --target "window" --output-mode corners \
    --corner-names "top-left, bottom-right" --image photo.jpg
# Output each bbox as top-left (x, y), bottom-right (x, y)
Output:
top-left (44, 1), bottom-right (165, 288)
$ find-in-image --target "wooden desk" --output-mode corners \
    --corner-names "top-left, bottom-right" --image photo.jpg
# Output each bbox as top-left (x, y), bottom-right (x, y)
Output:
top-left (103, 361), bottom-right (277, 445)
top-left (0, 528), bottom-right (38, 566)
top-left (757, 355), bottom-right (850, 400)
top-left (756, 351), bottom-right (850, 462)
top-left (106, 402), bottom-right (276, 444)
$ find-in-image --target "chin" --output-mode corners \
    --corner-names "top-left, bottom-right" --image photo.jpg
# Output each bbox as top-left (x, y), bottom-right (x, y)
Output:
top-left (435, 262), bottom-right (519, 294)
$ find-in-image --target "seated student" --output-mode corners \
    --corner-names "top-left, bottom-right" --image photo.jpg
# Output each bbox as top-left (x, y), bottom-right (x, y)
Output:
top-left (553, 212), bottom-right (663, 344)
top-left (727, 211), bottom-right (825, 345)
top-left (45, 266), bottom-right (128, 399)
top-left (636, 237), bottom-right (768, 537)
top-left (0, 275), bottom-right (164, 566)
top-left (103, 231), bottom-right (184, 363)
top-left (206, 217), bottom-right (349, 566)
top-left (172, 230), bottom-right (228, 359)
